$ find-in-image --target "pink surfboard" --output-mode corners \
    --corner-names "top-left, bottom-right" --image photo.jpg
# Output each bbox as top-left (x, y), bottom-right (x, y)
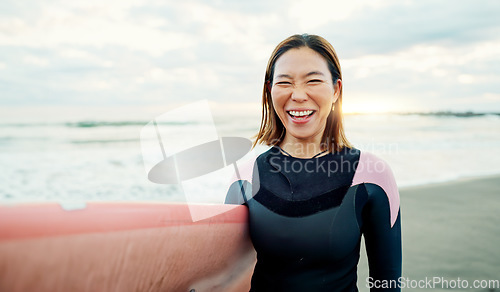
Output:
top-left (0, 202), bottom-right (256, 292)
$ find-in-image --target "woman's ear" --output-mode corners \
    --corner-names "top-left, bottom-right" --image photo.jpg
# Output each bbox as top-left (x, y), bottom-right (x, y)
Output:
top-left (266, 80), bottom-right (272, 92)
top-left (333, 79), bottom-right (342, 103)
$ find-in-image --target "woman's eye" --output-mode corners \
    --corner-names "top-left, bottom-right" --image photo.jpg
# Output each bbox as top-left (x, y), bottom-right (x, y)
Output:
top-left (276, 81), bottom-right (292, 86)
top-left (308, 79), bottom-right (322, 84)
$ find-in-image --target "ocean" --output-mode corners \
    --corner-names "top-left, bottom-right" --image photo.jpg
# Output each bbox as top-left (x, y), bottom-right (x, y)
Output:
top-left (1, 105), bottom-right (500, 205)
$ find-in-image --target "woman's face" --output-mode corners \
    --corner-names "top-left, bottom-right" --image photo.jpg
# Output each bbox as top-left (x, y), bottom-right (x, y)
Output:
top-left (271, 47), bottom-right (341, 144)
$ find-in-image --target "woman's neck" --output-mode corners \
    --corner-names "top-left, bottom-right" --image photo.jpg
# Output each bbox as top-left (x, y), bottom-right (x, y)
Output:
top-left (279, 135), bottom-right (326, 159)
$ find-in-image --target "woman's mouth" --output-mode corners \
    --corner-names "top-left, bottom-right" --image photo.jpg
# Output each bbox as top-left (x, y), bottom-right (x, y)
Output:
top-left (287, 110), bottom-right (315, 123)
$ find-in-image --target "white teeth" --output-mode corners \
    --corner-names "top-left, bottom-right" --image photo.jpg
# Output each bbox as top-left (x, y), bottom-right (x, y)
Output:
top-left (288, 110), bottom-right (313, 117)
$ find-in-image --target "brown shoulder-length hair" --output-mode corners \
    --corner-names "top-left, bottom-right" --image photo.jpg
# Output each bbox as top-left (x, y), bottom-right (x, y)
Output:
top-left (253, 33), bottom-right (352, 153)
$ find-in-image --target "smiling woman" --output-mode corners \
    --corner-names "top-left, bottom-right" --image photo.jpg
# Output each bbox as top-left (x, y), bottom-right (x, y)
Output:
top-left (254, 34), bottom-right (351, 157)
top-left (226, 34), bottom-right (402, 291)
top-left (270, 47), bottom-right (340, 155)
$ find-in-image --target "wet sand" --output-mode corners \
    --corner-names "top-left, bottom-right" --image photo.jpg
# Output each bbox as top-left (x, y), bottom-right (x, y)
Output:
top-left (358, 175), bottom-right (500, 291)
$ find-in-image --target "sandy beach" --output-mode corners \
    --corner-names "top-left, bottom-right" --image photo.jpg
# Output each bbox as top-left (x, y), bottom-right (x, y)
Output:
top-left (357, 174), bottom-right (500, 291)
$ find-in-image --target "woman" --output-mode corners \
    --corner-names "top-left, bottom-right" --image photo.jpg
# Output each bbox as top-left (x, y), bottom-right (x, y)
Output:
top-left (226, 34), bottom-right (401, 291)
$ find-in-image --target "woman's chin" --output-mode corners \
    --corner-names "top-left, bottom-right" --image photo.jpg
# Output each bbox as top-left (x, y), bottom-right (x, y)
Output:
top-left (285, 129), bottom-right (322, 143)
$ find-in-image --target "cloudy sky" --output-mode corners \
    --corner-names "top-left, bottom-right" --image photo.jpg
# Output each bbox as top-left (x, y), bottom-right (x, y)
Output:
top-left (1, 0), bottom-right (499, 113)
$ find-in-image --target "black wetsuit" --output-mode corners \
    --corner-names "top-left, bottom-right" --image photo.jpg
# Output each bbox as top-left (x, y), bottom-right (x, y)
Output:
top-left (226, 146), bottom-right (402, 291)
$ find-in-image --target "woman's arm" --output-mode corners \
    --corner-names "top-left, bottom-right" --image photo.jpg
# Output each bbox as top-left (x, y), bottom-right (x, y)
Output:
top-left (362, 182), bottom-right (402, 291)
top-left (224, 155), bottom-right (258, 205)
top-left (352, 151), bottom-right (402, 291)
top-left (225, 180), bottom-right (251, 205)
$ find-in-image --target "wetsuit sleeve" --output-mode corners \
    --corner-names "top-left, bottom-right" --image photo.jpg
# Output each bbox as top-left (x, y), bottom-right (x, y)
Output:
top-left (224, 157), bottom-right (257, 205)
top-left (362, 183), bottom-right (402, 291)
top-left (224, 180), bottom-right (250, 205)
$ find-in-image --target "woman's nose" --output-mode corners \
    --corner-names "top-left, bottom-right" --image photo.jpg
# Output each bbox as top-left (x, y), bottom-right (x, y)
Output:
top-left (291, 87), bottom-right (308, 102)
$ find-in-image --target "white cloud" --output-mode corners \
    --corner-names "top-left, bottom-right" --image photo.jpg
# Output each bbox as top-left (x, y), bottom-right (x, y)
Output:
top-left (173, 2), bottom-right (279, 61)
top-left (0, 0), bottom-right (499, 111)
top-left (0, 2), bottom-right (195, 56)
top-left (68, 78), bottom-right (114, 91)
top-left (3, 21), bottom-right (194, 56)
top-left (59, 49), bottom-right (113, 67)
top-left (457, 74), bottom-right (500, 85)
top-left (457, 74), bottom-right (476, 84)
top-left (484, 93), bottom-right (500, 101)
top-left (0, 17), bottom-right (28, 34)
top-left (0, 1), bottom-right (277, 60)
top-left (288, 0), bottom-right (394, 30)
top-left (145, 66), bottom-right (220, 87)
top-left (23, 55), bottom-right (50, 67)
top-left (342, 41), bottom-right (500, 79)
top-left (46, 0), bottom-right (144, 21)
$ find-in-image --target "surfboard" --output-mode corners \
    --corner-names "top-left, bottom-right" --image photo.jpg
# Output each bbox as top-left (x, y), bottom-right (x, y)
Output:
top-left (0, 202), bottom-right (256, 292)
